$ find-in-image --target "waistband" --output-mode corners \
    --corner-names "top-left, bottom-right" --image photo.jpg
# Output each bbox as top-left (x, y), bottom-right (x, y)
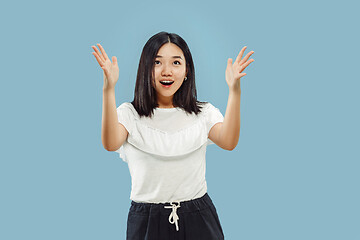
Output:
top-left (129, 192), bottom-right (214, 215)
top-left (129, 192), bottom-right (214, 232)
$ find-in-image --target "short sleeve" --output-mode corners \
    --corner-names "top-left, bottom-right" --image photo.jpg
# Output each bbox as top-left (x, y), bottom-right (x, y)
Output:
top-left (116, 102), bottom-right (133, 134)
top-left (205, 103), bottom-right (224, 146)
top-left (114, 102), bottom-right (133, 163)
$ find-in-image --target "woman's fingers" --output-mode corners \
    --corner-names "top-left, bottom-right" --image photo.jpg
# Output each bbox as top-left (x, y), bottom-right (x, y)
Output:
top-left (92, 50), bottom-right (104, 67)
top-left (97, 43), bottom-right (109, 60)
top-left (92, 45), bottom-right (105, 63)
top-left (239, 59), bottom-right (254, 72)
top-left (234, 46), bottom-right (247, 65)
top-left (239, 51), bottom-right (254, 66)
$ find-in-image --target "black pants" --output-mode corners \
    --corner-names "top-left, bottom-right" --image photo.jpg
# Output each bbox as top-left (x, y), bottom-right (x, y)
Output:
top-left (126, 192), bottom-right (225, 240)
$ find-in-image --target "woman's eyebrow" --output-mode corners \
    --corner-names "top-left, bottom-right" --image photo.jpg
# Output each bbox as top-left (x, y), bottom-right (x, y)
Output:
top-left (156, 55), bottom-right (183, 60)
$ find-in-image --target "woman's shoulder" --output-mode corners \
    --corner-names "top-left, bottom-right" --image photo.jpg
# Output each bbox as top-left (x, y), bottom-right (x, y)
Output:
top-left (198, 101), bottom-right (219, 113)
top-left (118, 102), bottom-right (138, 111)
top-left (117, 102), bottom-right (139, 118)
top-left (118, 102), bottom-right (133, 109)
top-left (198, 101), bottom-right (224, 122)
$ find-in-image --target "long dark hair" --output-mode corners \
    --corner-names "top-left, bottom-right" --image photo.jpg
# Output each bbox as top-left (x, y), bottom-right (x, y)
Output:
top-left (131, 31), bottom-right (206, 118)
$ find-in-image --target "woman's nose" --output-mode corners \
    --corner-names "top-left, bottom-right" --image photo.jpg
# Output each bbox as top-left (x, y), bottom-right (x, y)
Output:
top-left (162, 64), bottom-right (172, 76)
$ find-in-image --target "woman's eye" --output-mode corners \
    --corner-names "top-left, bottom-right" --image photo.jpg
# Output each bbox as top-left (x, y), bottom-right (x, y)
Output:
top-left (154, 60), bottom-right (180, 65)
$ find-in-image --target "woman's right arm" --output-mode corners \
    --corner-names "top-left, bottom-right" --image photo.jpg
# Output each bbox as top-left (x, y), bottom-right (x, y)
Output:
top-left (92, 43), bottom-right (128, 151)
top-left (102, 88), bottom-right (128, 151)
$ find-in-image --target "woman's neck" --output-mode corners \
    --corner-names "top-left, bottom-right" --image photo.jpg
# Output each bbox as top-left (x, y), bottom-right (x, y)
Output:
top-left (157, 97), bottom-right (174, 108)
top-left (157, 104), bottom-right (175, 108)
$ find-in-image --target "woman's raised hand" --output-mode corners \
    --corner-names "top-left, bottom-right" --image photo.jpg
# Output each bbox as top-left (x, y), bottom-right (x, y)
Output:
top-left (91, 43), bottom-right (119, 90)
top-left (225, 46), bottom-right (254, 91)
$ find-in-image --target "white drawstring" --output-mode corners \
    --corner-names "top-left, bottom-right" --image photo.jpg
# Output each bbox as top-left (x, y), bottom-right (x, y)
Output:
top-left (164, 201), bottom-right (181, 231)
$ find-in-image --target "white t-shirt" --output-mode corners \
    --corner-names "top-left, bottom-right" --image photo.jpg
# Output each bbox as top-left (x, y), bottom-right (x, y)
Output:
top-left (114, 102), bottom-right (224, 203)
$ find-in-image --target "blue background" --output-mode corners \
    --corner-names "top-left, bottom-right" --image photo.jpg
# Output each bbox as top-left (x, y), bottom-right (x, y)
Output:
top-left (1, 0), bottom-right (359, 239)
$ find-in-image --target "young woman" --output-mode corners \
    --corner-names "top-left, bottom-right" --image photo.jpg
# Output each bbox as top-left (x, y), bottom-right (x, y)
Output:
top-left (92, 31), bottom-right (254, 240)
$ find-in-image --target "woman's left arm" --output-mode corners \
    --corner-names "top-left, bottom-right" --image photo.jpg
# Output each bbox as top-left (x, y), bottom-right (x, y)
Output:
top-left (209, 46), bottom-right (254, 150)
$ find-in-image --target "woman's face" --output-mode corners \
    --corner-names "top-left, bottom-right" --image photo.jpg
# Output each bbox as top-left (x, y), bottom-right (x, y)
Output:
top-left (152, 43), bottom-right (187, 106)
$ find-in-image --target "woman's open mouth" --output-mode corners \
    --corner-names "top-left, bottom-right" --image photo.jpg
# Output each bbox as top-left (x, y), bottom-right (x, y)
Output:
top-left (160, 80), bottom-right (174, 88)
